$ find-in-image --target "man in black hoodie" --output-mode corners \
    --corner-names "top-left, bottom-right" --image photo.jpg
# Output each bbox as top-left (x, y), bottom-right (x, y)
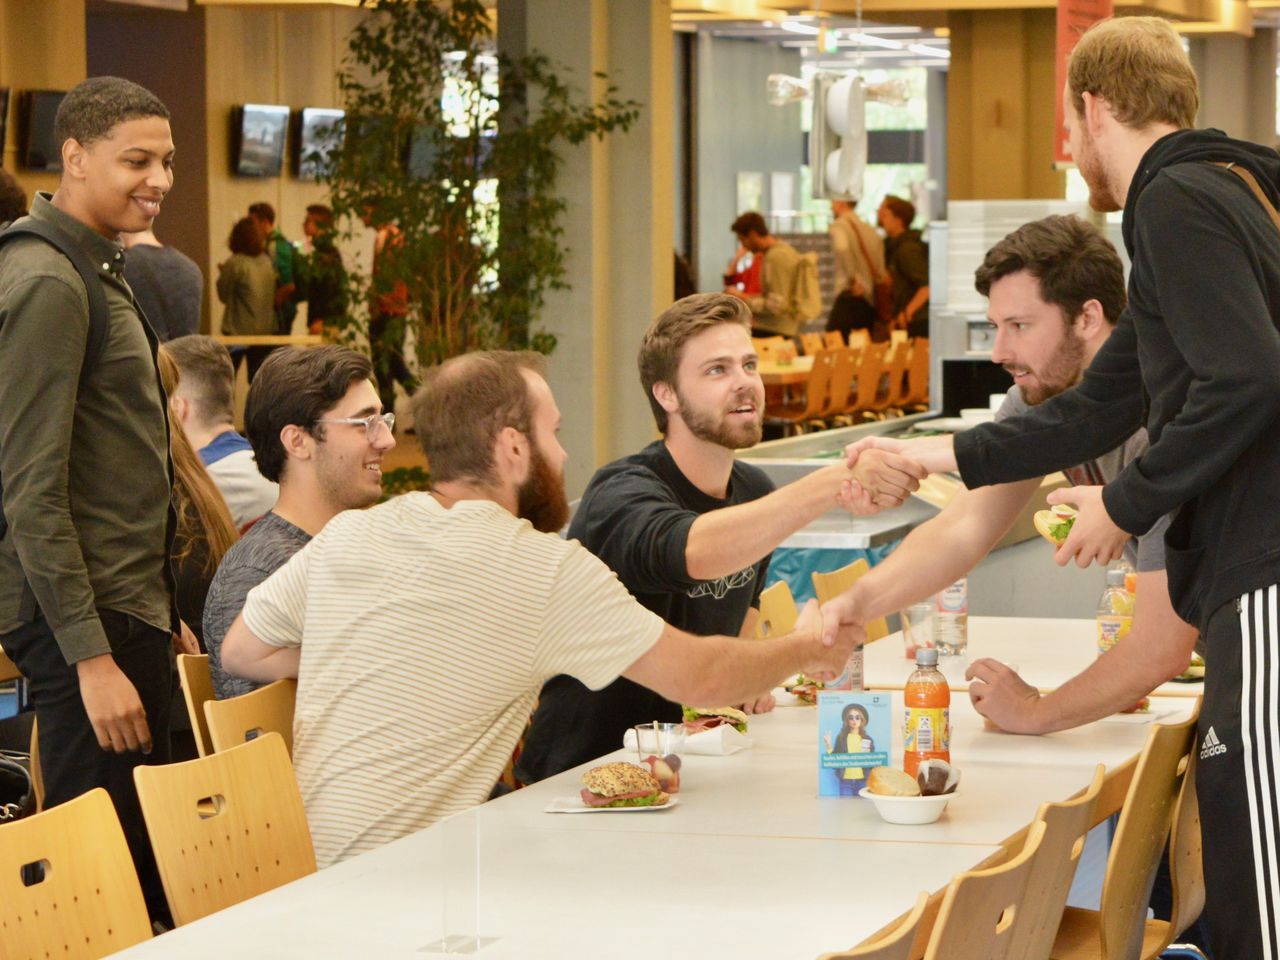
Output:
top-left (831, 17), bottom-right (1280, 958)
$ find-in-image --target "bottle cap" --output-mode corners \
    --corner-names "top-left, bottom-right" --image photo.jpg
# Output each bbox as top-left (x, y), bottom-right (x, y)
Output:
top-left (915, 647), bottom-right (939, 667)
top-left (1106, 568), bottom-right (1126, 587)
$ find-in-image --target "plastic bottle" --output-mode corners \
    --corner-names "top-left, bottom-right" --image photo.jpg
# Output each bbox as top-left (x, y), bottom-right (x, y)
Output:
top-left (828, 642), bottom-right (864, 692)
top-left (1096, 568), bottom-right (1134, 657)
top-left (904, 647), bottom-right (950, 778)
top-left (933, 577), bottom-right (968, 657)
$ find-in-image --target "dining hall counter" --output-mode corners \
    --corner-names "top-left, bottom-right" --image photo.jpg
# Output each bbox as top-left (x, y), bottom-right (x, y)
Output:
top-left (107, 694), bottom-right (1192, 960)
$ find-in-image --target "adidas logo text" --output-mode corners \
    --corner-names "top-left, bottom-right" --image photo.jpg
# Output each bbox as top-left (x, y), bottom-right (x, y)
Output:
top-left (1200, 726), bottom-right (1227, 759)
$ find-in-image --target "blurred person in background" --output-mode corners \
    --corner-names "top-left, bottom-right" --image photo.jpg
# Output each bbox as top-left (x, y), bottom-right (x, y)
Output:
top-left (298, 204), bottom-right (347, 336)
top-left (878, 194), bottom-right (929, 338)
top-left (248, 201), bottom-right (298, 335)
top-left (217, 215), bottom-right (276, 381)
top-left (827, 198), bottom-right (885, 341)
top-left (0, 169), bottom-right (27, 223)
top-left (122, 227), bottom-right (203, 341)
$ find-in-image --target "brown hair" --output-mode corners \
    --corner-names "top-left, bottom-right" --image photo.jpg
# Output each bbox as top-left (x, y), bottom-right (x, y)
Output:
top-left (245, 346), bottom-right (374, 483)
top-left (248, 201), bottom-right (276, 225)
top-left (731, 211), bottom-right (768, 238)
top-left (974, 215), bottom-right (1127, 327)
top-left (164, 335), bottom-right (235, 427)
top-left (412, 351), bottom-right (546, 484)
top-left (228, 216), bottom-right (263, 257)
top-left (157, 348), bottom-right (239, 573)
top-left (882, 195), bottom-right (915, 229)
top-left (1068, 17), bottom-right (1198, 131)
top-left (638, 293), bottom-right (753, 433)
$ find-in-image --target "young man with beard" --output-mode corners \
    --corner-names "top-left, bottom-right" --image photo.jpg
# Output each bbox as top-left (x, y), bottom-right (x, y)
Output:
top-left (837, 19), bottom-right (1280, 956)
top-left (516, 293), bottom-right (925, 784)
top-left (220, 351), bottom-right (863, 867)
top-left (823, 215), bottom-right (1199, 738)
top-left (202, 346), bottom-right (393, 700)
top-left (0, 77), bottom-right (180, 921)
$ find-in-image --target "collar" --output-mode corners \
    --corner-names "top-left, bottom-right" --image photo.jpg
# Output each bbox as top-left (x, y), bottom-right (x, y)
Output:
top-left (30, 192), bottom-right (126, 278)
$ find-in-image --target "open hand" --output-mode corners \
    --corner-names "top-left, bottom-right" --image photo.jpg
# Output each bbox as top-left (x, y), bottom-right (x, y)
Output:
top-left (1046, 485), bottom-right (1129, 569)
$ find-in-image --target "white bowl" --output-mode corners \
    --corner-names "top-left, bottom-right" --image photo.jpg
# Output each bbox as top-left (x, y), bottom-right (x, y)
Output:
top-left (859, 787), bottom-right (955, 825)
top-left (959, 407), bottom-right (994, 423)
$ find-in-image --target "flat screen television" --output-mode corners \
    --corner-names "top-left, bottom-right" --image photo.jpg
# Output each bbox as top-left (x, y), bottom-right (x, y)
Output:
top-left (232, 103), bottom-right (289, 178)
top-left (295, 107), bottom-right (344, 180)
top-left (20, 90), bottom-right (66, 172)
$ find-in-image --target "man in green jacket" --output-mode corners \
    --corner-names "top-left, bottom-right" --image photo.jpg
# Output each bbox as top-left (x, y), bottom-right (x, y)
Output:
top-left (0, 76), bottom-right (183, 922)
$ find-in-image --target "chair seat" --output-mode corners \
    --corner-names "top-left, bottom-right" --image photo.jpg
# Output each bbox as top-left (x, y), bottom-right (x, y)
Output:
top-left (1050, 906), bottom-right (1173, 960)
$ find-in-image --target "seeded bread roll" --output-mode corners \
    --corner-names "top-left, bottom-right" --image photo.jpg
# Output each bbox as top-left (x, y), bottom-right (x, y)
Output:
top-left (867, 766), bottom-right (922, 797)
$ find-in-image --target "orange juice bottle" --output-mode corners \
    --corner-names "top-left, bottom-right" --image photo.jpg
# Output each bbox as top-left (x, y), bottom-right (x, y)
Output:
top-left (904, 647), bottom-right (950, 778)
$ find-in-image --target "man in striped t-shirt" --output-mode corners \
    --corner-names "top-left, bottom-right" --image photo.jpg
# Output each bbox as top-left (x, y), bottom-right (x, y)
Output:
top-left (222, 351), bottom-right (863, 867)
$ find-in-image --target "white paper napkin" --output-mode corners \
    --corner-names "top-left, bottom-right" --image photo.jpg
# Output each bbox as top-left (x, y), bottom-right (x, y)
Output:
top-left (622, 725), bottom-right (753, 756)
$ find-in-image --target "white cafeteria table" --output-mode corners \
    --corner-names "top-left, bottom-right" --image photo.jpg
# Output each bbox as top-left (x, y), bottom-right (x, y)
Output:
top-left (109, 672), bottom-right (1193, 959)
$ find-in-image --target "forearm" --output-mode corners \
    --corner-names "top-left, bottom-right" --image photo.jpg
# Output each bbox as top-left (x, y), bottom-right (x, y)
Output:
top-left (663, 632), bottom-right (817, 707)
top-left (904, 286), bottom-right (929, 320)
top-left (685, 465), bottom-right (846, 580)
top-left (221, 611), bottom-right (300, 683)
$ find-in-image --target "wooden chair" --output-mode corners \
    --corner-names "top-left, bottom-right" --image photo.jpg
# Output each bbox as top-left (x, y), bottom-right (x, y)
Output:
top-left (1, 655), bottom-right (44, 813)
top-left (823, 329), bottom-right (846, 349)
top-left (133, 732), bottom-right (316, 926)
top-left (203, 678), bottom-right (296, 756)
top-left (754, 580), bottom-right (799, 639)
top-left (801, 331), bottom-right (825, 356)
top-left (811, 559), bottom-right (888, 641)
top-left (0, 787), bottom-right (152, 958)
top-left (899, 338), bottom-right (930, 411)
top-left (845, 341), bottom-right (891, 421)
top-left (767, 349), bottom-right (837, 436)
top-left (1005, 764), bottom-right (1105, 959)
top-left (847, 329), bottom-right (870, 350)
top-left (816, 346), bottom-right (861, 424)
top-left (177, 653), bottom-right (215, 758)
top-left (865, 340), bottom-right (913, 417)
top-left (752, 336), bottom-right (788, 362)
top-left (818, 891), bottom-right (930, 960)
top-left (922, 820), bottom-right (1048, 960)
top-left (890, 328), bottom-right (909, 346)
top-left (1049, 707), bottom-right (1200, 960)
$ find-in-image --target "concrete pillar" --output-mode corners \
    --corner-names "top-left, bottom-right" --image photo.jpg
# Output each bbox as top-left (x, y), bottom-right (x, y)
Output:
top-left (498, 0), bottom-right (674, 497)
top-left (1190, 29), bottom-right (1277, 147)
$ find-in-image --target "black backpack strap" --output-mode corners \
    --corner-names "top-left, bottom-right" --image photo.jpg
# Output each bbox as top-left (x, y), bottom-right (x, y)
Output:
top-left (0, 218), bottom-right (112, 391)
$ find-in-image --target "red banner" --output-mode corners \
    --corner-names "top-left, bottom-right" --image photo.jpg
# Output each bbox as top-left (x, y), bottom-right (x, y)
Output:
top-left (1054, 0), bottom-right (1114, 167)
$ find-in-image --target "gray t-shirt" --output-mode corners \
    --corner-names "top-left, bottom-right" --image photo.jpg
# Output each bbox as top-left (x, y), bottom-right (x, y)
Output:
top-left (124, 244), bottom-right (203, 342)
top-left (996, 386), bottom-right (1170, 572)
top-left (202, 511), bottom-right (311, 699)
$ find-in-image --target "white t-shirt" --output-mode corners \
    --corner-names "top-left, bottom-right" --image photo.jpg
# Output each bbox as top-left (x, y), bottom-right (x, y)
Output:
top-left (242, 493), bottom-right (664, 867)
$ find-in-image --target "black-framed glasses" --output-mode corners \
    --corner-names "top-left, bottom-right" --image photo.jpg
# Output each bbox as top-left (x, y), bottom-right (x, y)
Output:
top-left (313, 412), bottom-right (395, 441)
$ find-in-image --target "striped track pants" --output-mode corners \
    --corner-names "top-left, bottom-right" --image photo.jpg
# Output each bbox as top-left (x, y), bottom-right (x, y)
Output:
top-left (1198, 585), bottom-right (1280, 959)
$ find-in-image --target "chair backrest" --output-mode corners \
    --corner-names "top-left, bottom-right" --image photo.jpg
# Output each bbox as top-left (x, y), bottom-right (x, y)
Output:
top-left (818, 891), bottom-right (930, 960)
top-left (29, 716), bottom-right (43, 813)
top-left (811, 559), bottom-right (888, 641)
top-left (849, 341), bottom-right (891, 414)
top-left (847, 329), bottom-right (870, 350)
top-left (754, 580), bottom-right (799, 638)
top-left (801, 331), bottom-right (825, 356)
top-left (901, 337), bottom-right (930, 407)
top-left (1005, 763), bottom-right (1105, 959)
top-left (1096, 708), bottom-right (1199, 960)
top-left (133, 732), bottom-right (316, 926)
top-left (0, 788), bottom-right (152, 958)
top-left (1165, 746), bottom-right (1204, 944)
top-left (752, 336), bottom-right (788, 361)
top-left (818, 347), bottom-right (861, 418)
top-left (866, 340), bottom-right (912, 413)
top-left (203, 678), bottom-right (297, 755)
top-left (177, 653), bottom-right (215, 758)
top-left (923, 820), bottom-right (1047, 960)
top-left (0, 648), bottom-right (18, 681)
top-left (823, 329), bottom-right (846, 349)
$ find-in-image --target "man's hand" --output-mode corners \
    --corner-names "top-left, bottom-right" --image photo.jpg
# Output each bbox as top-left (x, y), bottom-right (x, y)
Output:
top-left (173, 620), bottom-right (200, 656)
top-left (1046, 485), bottom-right (1129, 569)
top-left (845, 434), bottom-right (957, 476)
top-left (839, 448), bottom-right (926, 514)
top-left (809, 594), bottom-right (867, 682)
top-left (966, 659), bottom-right (1043, 735)
top-left (738, 693), bottom-right (777, 714)
top-left (76, 654), bottom-right (152, 753)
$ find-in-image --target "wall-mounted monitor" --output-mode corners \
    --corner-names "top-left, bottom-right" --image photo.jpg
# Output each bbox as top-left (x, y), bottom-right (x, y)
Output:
top-left (295, 107), bottom-right (344, 180)
top-left (20, 90), bottom-right (66, 172)
top-left (232, 103), bottom-right (289, 178)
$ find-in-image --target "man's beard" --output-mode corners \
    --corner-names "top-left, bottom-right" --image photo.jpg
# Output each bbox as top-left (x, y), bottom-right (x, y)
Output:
top-left (677, 391), bottom-right (763, 450)
top-left (1077, 128), bottom-right (1123, 213)
top-left (1009, 330), bottom-right (1088, 406)
top-left (517, 444), bottom-right (571, 533)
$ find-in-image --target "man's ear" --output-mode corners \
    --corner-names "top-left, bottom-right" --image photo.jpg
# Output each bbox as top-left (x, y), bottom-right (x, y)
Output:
top-left (60, 138), bottom-right (88, 183)
top-left (653, 381), bottom-right (679, 416)
top-left (279, 424), bottom-right (314, 464)
top-left (169, 393), bottom-right (190, 424)
top-left (1081, 91), bottom-right (1110, 138)
top-left (1075, 298), bottom-right (1109, 339)
top-left (494, 424), bottom-right (529, 481)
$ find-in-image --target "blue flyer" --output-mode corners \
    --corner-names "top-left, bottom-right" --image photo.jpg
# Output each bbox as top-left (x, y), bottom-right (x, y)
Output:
top-left (818, 691), bottom-right (892, 797)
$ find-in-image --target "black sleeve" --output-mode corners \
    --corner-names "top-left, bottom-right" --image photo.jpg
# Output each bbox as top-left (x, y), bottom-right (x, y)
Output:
top-left (954, 314), bottom-right (1145, 489)
top-left (568, 467), bottom-right (698, 596)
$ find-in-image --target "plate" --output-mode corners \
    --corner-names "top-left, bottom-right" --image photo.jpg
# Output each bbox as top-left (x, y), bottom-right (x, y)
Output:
top-left (544, 795), bottom-right (680, 814)
top-left (917, 417), bottom-right (974, 432)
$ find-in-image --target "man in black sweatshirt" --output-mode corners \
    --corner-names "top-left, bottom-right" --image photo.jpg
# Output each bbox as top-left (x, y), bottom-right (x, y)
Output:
top-left (831, 17), bottom-right (1280, 958)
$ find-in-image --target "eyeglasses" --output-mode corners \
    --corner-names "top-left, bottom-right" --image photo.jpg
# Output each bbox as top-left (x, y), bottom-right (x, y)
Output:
top-left (314, 412), bottom-right (395, 441)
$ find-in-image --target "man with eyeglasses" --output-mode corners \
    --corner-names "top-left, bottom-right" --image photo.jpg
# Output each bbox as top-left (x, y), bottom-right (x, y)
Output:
top-left (202, 345), bottom-right (394, 700)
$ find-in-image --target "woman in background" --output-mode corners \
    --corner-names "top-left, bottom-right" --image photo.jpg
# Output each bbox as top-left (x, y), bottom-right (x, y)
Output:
top-left (216, 216), bottom-right (276, 381)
